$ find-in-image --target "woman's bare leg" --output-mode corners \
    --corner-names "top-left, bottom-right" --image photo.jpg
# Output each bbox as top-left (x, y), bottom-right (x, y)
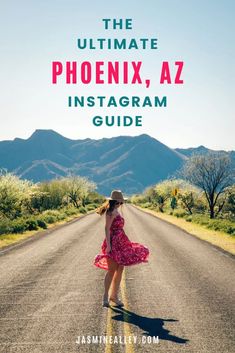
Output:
top-left (104, 258), bottom-right (118, 298)
top-left (110, 265), bottom-right (124, 299)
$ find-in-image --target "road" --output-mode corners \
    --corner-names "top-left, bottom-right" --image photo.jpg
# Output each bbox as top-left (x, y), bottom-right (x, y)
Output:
top-left (0, 204), bottom-right (234, 353)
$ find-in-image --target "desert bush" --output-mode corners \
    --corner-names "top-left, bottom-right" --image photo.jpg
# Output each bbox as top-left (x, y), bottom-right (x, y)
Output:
top-left (173, 210), bottom-right (188, 218)
top-left (86, 203), bottom-right (98, 211)
top-left (186, 216), bottom-right (192, 222)
top-left (64, 207), bottom-right (79, 216)
top-left (133, 178), bottom-right (235, 235)
top-left (141, 202), bottom-right (153, 208)
top-left (0, 218), bottom-right (12, 235)
top-left (11, 219), bottom-right (27, 233)
top-left (25, 218), bottom-right (38, 231)
top-left (187, 214), bottom-right (235, 235)
top-left (36, 219), bottom-right (47, 229)
top-left (78, 206), bottom-right (86, 214)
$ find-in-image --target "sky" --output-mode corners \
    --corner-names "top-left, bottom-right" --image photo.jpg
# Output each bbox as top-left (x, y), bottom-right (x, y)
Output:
top-left (0, 0), bottom-right (234, 150)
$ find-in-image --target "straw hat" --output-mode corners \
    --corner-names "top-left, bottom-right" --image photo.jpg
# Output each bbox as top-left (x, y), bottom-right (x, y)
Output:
top-left (107, 190), bottom-right (127, 202)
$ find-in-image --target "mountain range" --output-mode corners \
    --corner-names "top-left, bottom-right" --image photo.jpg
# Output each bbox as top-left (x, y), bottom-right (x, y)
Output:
top-left (0, 130), bottom-right (234, 195)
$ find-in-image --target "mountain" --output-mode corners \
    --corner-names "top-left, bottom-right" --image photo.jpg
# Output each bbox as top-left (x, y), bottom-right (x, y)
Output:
top-left (0, 130), bottom-right (233, 195)
top-left (175, 145), bottom-right (210, 157)
top-left (175, 146), bottom-right (235, 169)
top-left (0, 130), bottom-right (186, 195)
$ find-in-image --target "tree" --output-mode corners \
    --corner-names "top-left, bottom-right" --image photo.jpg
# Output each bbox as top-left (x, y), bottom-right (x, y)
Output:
top-left (0, 172), bottom-right (37, 218)
top-left (178, 191), bottom-right (194, 214)
top-left (37, 180), bottom-right (67, 210)
top-left (154, 181), bottom-right (173, 212)
top-left (62, 176), bottom-right (96, 208)
top-left (222, 185), bottom-right (235, 217)
top-left (144, 186), bottom-right (159, 206)
top-left (170, 196), bottom-right (177, 210)
top-left (182, 153), bottom-right (233, 218)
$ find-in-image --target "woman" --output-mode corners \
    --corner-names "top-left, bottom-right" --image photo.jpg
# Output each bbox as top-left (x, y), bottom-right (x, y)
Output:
top-left (93, 190), bottom-right (150, 307)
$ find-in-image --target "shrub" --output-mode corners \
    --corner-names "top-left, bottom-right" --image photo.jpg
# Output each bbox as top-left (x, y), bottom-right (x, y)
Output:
top-left (207, 219), bottom-right (235, 235)
top-left (58, 212), bottom-right (67, 220)
top-left (0, 218), bottom-right (12, 235)
top-left (25, 218), bottom-right (38, 231)
top-left (186, 215), bottom-right (235, 235)
top-left (41, 210), bottom-right (62, 223)
top-left (86, 204), bottom-right (97, 211)
top-left (37, 219), bottom-right (47, 229)
top-left (12, 220), bottom-right (27, 233)
top-left (78, 206), bottom-right (86, 214)
top-left (192, 215), bottom-right (209, 226)
top-left (173, 210), bottom-right (187, 218)
top-left (41, 214), bottom-right (56, 224)
top-left (226, 226), bottom-right (235, 235)
top-left (64, 207), bottom-right (78, 216)
top-left (141, 202), bottom-right (152, 208)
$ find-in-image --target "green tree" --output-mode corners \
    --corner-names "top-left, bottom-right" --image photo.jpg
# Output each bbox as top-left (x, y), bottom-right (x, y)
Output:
top-left (144, 186), bottom-right (159, 206)
top-left (37, 180), bottom-right (67, 210)
top-left (62, 176), bottom-right (96, 208)
top-left (0, 172), bottom-right (35, 219)
top-left (182, 153), bottom-right (233, 218)
top-left (154, 181), bottom-right (173, 212)
top-left (220, 185), bottom-right (235, 218)
top-left (170, 196), bottom-right (177, 210)
top-left (178, 192), bottom-right (194, 214)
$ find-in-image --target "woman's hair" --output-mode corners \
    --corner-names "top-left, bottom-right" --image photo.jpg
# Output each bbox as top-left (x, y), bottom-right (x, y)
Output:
top-left (96, 200), bottom-right (119, 216)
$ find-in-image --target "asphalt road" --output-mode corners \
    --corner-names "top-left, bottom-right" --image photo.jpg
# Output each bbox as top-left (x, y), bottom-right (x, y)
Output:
top-left (0, 204), bottom-right (234, 353)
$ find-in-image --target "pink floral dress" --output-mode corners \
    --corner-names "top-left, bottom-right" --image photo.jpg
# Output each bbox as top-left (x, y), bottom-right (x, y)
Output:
top-left (93, 213), bottom-right (150, 270)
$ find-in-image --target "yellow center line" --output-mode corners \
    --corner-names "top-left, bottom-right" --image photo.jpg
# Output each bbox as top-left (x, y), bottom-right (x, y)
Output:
top-left (105, 267), bottom-right (135, 353)
top-left (105, 295), bottom-right (113, 353)
top-left (121, 268), bottom-right (135, 353)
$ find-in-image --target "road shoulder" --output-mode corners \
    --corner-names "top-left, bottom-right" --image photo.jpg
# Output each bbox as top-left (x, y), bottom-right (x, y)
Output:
top-left (0, 212), bottom-right (92, 254)
top-left (132, 205), bottom-right (235, 256)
